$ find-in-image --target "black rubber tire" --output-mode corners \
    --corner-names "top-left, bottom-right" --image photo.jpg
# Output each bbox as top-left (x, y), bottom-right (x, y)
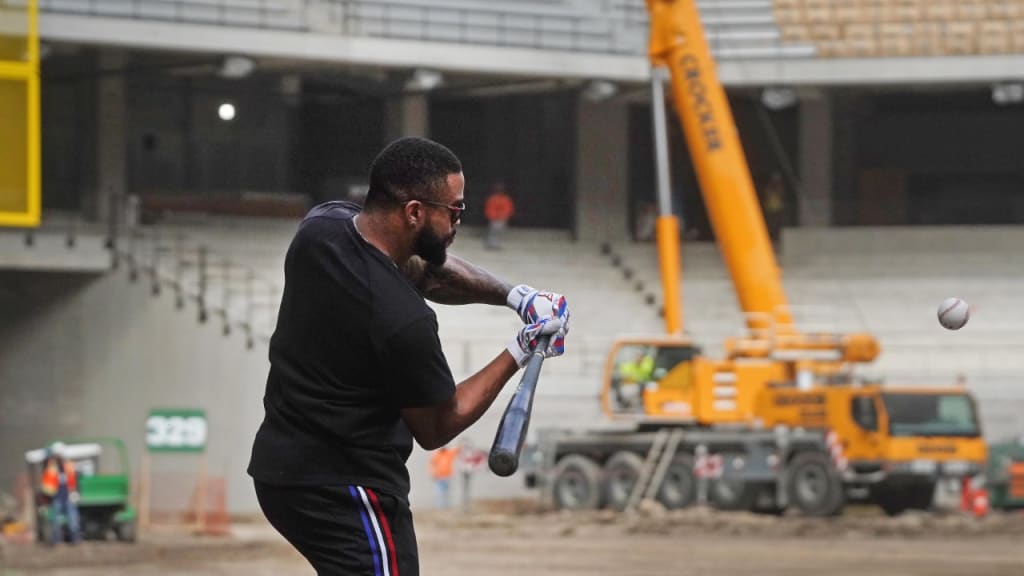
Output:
top-left (709, 478), bottom-right (755, 511)
top-left (907, 482), bottom-right (936, 511)
top-left (877, 483), bottom-right (934, 516)
top-left (788, 452), bottom-right (845, 517)
top-left (749, 483), bottom-right (785, 515)
top-left (878, 494), bottom-right (909, 517)
top-left (603, 451), bottom-right (645, 511)
top-left (656, 454), bottom-right (697, 510)
top-left (115, 521), bottom-right (137, 543)
top-left (552, 454), bottom-right (604, 511)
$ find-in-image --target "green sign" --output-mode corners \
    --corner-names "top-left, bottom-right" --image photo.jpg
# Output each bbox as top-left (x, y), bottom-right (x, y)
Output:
top-left (146, 409), bottom-right (207, 453)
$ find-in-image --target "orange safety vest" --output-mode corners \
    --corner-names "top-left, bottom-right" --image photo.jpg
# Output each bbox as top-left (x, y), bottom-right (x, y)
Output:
top-left (41, 460), bottom-right (78, 496)
top-left (430, 448), bottom-right (459, 480)
top-left (484, 193), bottom-right (515, 222)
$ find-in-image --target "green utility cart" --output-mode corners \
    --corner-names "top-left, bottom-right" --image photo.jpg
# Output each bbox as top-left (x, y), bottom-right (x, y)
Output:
top-left (25, 438), bottom-right (138, 543)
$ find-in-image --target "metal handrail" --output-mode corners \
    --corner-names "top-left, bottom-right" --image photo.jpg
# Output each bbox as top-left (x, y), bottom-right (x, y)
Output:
top-left (28, 0), bottom-right (814, 59)
top-left (113, 211), bottom-right (282, 349)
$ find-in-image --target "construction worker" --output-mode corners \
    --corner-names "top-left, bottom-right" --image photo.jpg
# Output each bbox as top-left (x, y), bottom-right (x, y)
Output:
top-left (429, 445), bottom-right (459, 509)
top-left (615, 349), bottom-right (656, 411)
top-left (483, 182), bottom-right (515, 250)
top-left (40, 442), bottom-right (81, 545)
top-left (619, 349), bottom-right (655, 384)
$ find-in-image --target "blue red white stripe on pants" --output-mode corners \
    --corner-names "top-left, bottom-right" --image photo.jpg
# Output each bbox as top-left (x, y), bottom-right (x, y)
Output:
top-left (349, 485), bottom-right (400, 576)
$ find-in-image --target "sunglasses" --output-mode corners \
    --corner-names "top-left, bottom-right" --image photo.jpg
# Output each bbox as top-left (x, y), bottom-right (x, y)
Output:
top-left (410, 199), bottom-right (466, 225)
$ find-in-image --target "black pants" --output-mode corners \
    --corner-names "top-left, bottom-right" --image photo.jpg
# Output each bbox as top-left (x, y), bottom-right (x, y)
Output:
top-left (255, 481), bottom-right (419, 576)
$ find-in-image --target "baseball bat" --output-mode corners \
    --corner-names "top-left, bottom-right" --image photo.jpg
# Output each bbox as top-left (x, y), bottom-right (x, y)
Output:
top-left (488, 334), bottom-right (552, 477)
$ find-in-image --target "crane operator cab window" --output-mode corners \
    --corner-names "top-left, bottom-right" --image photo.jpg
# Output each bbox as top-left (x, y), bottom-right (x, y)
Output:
top-left (610, 344), bottom-right (698, 414)
top-left (881, 393), bottom-right (980, 437)
top-left (851, 396), bottom-right (879, 432)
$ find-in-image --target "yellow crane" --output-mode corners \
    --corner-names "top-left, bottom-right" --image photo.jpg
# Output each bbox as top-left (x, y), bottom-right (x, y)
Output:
top-left (526, 0), bottom-right (987, 517)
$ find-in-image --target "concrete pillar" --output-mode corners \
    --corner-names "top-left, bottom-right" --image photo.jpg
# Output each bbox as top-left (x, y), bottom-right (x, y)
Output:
top-left (575, 99), bottom-right (629, 243)
top-left (95, 49), bottom-right (126, 224)
top-left (798, 91), bottom-right (833, 226)
top-left (385, 93), bottom-right (429, 142)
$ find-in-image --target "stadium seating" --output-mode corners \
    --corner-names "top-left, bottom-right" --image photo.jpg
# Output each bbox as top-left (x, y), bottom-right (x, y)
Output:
top-left (34, 0), bottom-right (1024, 60)
top-left (111, 216), bottom-right (1024, 441)
top-left (773, 0), bottom-right (1024, 58)
top-left (33, 0), bottom-right (818, 60)
top-left (36, 0), bottom-right (306, 29)
top-left (130, 218), bottom-right (1024, 376)
top-left (129, 217), bottom-right (662, 383)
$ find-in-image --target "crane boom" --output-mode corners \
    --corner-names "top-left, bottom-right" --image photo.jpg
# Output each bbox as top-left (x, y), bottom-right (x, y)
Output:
top-left (646, 0), bottom-right (792, 333)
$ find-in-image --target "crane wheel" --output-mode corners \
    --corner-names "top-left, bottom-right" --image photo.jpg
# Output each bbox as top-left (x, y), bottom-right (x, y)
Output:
top-left (709, 478), bottom-right (755, 511)
top-left (657, 454), bottom-right (697, 510)
top-left (552, 454), bottom-right (604, 511)
top-left (788, 452), bottom-right (845, 517)
top-left (603, 451), bottom-right (645, 511)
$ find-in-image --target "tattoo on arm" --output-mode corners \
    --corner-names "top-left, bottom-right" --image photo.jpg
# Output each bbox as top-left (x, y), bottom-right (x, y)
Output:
top-left (402, 254), bottom-right (512, 306)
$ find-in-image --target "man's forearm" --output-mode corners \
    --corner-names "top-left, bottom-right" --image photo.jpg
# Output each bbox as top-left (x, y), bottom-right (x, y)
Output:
top-left (440, 351), bottom-right (519, 442)
top-left (403, 254), bottom-right (513, 306)
top-left (401, 351), bottom-right (519, 450)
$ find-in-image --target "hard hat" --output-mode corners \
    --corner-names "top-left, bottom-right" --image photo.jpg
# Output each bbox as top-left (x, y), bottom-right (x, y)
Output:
top-left (49, 442), bottom-right (66, 457)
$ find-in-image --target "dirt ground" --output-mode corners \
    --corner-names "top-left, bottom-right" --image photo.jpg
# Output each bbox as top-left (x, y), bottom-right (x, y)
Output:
top-left (4, 504), bottom-right (1024, 576)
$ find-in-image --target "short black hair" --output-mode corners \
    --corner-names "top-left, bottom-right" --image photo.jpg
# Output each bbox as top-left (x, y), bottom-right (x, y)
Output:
top-left (364, 137), bottom-right (462, 210)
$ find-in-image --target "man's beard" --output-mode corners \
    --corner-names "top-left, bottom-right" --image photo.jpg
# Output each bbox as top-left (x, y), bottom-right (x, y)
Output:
top-left (415, 225), bottom-right (451, 266)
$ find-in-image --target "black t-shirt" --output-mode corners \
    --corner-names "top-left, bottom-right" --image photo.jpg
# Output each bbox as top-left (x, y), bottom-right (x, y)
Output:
top-left (248, 201), bottom-right (456, 497)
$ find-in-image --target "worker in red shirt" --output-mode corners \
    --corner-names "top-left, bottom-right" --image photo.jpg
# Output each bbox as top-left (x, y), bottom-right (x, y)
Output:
top-left (484, 182), bottom-right (515, 250)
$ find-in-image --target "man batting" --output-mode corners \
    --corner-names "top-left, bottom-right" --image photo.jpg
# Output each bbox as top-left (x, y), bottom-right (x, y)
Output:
top-left (248, 137), bottom-right (570, 575)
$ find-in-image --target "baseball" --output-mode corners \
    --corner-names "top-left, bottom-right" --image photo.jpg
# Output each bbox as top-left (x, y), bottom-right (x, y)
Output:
top-left (937, 297), bottom-right (970, 330)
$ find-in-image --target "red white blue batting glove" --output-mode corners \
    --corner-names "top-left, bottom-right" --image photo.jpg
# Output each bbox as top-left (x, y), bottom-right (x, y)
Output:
top-left (507, 317), bottom-right (565, 367)
top-left (506, 284), bottom-right (570, 337)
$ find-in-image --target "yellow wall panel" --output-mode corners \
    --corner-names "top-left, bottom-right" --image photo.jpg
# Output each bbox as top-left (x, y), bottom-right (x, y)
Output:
top-left (0, 0), bottom-right (39, 227)
top-left (0, 80), bottom-right (28, 214)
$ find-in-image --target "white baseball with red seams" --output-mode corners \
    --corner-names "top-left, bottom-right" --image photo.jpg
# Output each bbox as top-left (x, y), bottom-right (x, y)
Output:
top-left (937, 297), bottom-right (970, 330)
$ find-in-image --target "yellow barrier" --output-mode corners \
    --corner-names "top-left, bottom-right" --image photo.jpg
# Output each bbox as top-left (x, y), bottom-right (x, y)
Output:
top-left (0, 0), bottom-right (40, 227)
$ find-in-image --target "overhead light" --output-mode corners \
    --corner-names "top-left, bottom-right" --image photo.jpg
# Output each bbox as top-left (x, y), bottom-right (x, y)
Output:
top-left (218, 102), bottom-right (236, 121)
top-left (582, 79), bottom-right (618, 101)
top-left (219, 56), bottom-right (255, 79)
top-left (405, 68), bottom-right (443, 92)
top-left (761, 86), bottom-right (798, 110)
top-left (992, 83), bottom-right (1024, 105)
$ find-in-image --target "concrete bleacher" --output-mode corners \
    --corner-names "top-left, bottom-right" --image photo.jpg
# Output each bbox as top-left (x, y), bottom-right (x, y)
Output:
top-left (37, 0), bottom-right (305, 29)
top-left (35, 0), bottom-right (816, 60)
top-left (132, 218), bottom-right (661, 388)
top-left (120, 217), bottom-right (1024, 442)
top-left (328, 0), bottom-right (813, 59)
top-left (773, 0), bottom-right (1024, 58)
top-left (138, 218), bottom-right (1024, 370)
top-left (633, 229), bottom-right (1024, 378)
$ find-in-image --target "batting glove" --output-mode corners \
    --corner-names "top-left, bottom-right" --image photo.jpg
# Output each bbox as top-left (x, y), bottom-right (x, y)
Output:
top-left (507, 317), bottom-right (565, 367)
top-left (506, 284), bottom-right (571, 334)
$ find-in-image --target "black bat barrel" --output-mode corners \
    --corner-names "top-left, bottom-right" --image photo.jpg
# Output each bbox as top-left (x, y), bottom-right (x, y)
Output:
top-left (488, 335), bottom-right (551, 477)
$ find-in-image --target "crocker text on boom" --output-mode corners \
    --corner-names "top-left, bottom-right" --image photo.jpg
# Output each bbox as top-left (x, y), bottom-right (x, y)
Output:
top-left (681, 54), bottom-right (722, 153)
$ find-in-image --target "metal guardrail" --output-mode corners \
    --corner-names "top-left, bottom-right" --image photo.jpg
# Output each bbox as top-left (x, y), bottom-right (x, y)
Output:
top-left (21, 0), bottom-right (818, 59)
top-left (116, 224), bottom-right (282, 348)
top-left (97, 195), bottom-right (284, 349)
